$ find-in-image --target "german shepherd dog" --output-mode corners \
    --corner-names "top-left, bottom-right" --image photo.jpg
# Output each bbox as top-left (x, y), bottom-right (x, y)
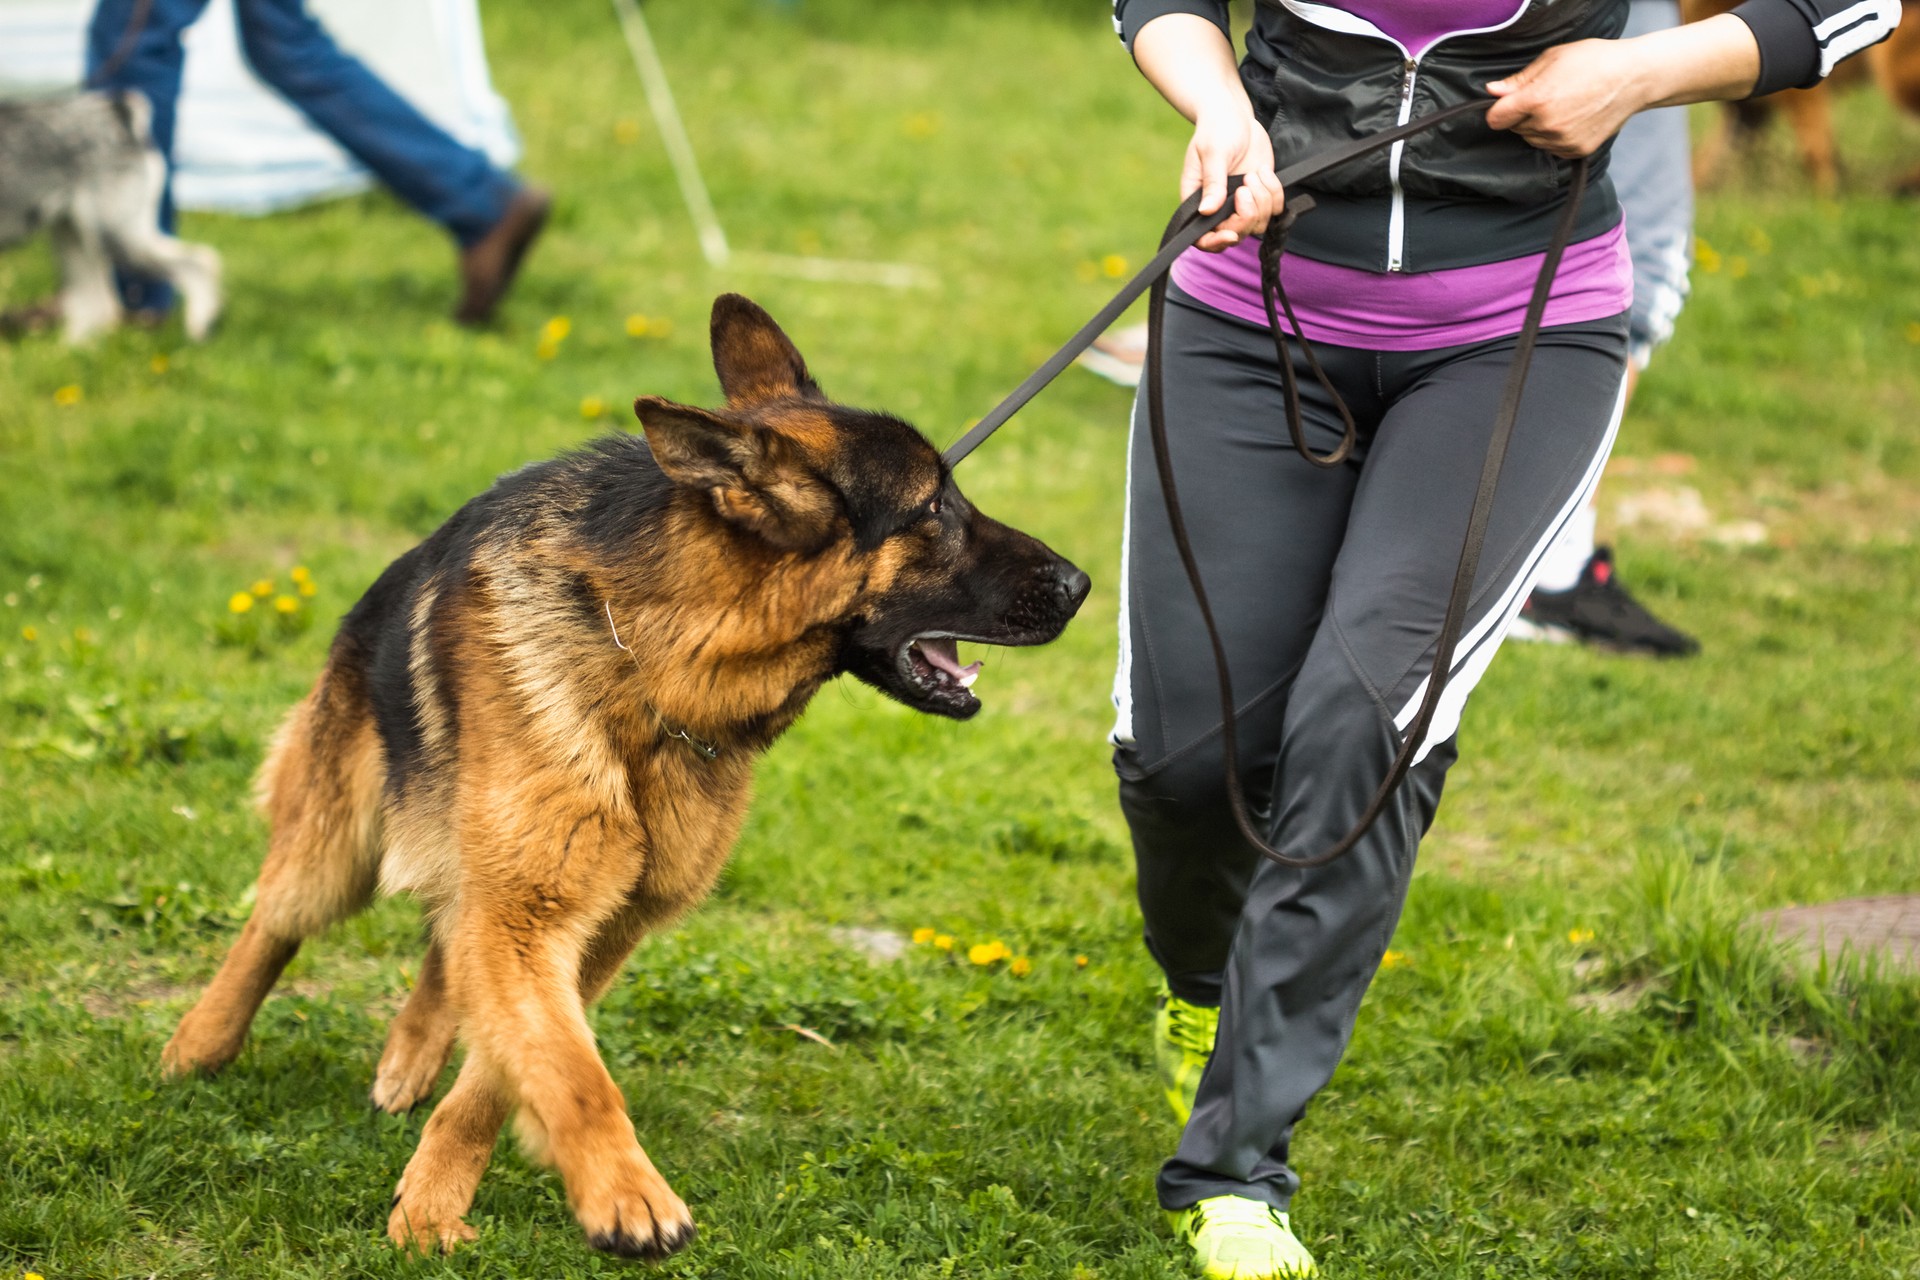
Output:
top-left (159, 294), bottom-right (1089, 1258)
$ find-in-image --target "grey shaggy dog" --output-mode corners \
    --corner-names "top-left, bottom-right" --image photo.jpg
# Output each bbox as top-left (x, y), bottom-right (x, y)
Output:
top-left (0, 90), bottom-right (221, 343)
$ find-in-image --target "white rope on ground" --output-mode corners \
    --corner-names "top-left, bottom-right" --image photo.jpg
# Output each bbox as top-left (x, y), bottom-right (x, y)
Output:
top-left (609, 0), bottom-right (935, 289)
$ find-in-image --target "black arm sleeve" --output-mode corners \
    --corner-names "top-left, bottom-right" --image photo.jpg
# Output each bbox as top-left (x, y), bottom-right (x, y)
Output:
top-left (1730, 0), bottom-right (1901, 96)
top-left (1113, 0), bottom-right (1231, 52)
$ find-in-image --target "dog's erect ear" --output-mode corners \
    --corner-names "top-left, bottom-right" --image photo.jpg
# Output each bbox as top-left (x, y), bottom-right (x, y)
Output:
top-left (710, 293), bottom-right (822, 406)
top-left (634, 395), bottom-right (838, 550)
top-left (634, 396), bottom-right (758, 490)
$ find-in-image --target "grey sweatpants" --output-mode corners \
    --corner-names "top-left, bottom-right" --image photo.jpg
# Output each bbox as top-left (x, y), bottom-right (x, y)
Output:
top-left (1112, 288), bottom-right (1629, 1211)
top-left (1617, 0), bottom-right (1696, 366)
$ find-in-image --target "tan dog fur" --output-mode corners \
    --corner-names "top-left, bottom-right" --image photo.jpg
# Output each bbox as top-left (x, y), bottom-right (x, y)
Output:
top-left (157, 294), bottom-right (1086, 1259)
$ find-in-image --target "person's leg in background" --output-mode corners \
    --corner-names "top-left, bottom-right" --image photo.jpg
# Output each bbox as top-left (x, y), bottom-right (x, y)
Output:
top-left (1157, 316), bottom-right (1629, 1248)
top-left (1514, 0), bottom-right (1699, 657)
top-left (86, 0), bottom-right (217, 315)
top-left (231, 0), bottom-right (548, 324)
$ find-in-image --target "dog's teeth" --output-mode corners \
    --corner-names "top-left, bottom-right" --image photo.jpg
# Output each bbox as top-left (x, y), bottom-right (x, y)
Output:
top-left (958, 671), bottom-right (979, 689)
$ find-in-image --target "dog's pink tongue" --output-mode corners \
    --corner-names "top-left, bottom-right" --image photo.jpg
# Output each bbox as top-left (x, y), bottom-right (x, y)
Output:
top-left (919, 637), bottom-right (983, 684)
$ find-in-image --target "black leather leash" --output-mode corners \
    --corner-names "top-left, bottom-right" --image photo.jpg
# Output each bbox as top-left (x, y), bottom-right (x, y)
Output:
top-left (942, 98), bottom-right (1492, 467)
top-left (945, 100), bottom-right (1590, 870)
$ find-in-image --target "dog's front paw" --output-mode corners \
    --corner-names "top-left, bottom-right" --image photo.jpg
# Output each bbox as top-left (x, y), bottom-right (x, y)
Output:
top-left (575, 1156), bottom-right (696, 1259)
top-left (387, 1199), bottom-right (477, 1256)
top-left (160, 1010), bottom-right (243, 1079)
top-left (389, 1164), bottom-right (481, 1256)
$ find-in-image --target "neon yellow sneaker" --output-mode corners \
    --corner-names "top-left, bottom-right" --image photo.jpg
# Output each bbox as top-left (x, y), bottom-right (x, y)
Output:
top-left (1154, 986), bottom-right (1220, 1124)
top-left (1169, 1195), bottom-right (1318, 1279)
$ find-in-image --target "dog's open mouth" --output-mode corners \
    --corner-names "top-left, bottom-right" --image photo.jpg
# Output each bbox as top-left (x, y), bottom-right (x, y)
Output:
top-left (899, 634), bottom-right (983, 712)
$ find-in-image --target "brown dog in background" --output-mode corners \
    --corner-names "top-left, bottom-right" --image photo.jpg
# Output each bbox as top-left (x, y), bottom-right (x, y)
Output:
top-left (1685, 0), bottom-right (1920, 193)
top-left (158, 294), bottom-right (1089, 1258)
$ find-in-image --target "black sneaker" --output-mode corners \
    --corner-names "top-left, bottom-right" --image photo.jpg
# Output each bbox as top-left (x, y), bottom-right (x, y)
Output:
top-left (1513, 546), bottom-right (1700, 657)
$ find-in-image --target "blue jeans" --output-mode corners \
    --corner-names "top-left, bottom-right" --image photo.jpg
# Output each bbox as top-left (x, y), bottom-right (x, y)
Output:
top-left (87, 0), bottom-right (520, 310)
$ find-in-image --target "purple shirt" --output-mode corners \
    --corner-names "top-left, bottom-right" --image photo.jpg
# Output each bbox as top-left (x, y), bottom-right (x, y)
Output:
top-left (1168, 0), bottom-right (1632, 349)
top-left (1340, 0), bottom-right (1530, 56)
top-left (1170, 224), bottom-right (1633, 351)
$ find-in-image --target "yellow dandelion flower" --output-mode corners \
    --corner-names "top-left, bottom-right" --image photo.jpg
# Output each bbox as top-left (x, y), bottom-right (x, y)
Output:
top-left (912, 927), bottom-right (936, 945)
top-left (290, 566), bottom-right (312, 583)
top-left (274, 595), bottom-right (299, 614)
top-left (1075, 954), bottom-right (1089, 968)
top-left (1567, 927), bottom-right (1596, 946)
top-left (614, 118), bottom-right (642, 145)
top-left (53, 384), bottom-right (82, 407)
top-left (902, 112), bottom-right (941, 139)
top-left (1905, 321), bottom-right (1920, 345)
top-left (21, 626), bottom-right (37, 642)
top-left (228, 592), bottom-right (255, 614)
top-left (297, 580), bottom-right (318, 597)
top-left (1728, 255), bottom-right (1749, 280)
top-left (1101, 254), bottom-right (1128, 278)
top-left (625, 313), bottom-right (651, 338)
top-left (933, 934), bottom-right (954, 952)
top-left (968, 940), bottom-right (1010, 966)
top-left (537, 338), bottom-right (561, 361)
top-left (1694, 239), bottom-right (1721, 274)
top-left (541, 315), bottom-right (572, 343)
top-left (151, 354), bottom-right (170, 374)
top-left (1380, 949), bottom-right (1408, 969)
top-left (28, 1272), bottom-right (48, 1280)
top-left (580, 395), bottom-right (607, 420)
top-left (73, 627), bottom-right (94, 644)
top-left (1009, 956), bottom-right (1032, 977)
top-left (251, 579), bottom-right (273, 597)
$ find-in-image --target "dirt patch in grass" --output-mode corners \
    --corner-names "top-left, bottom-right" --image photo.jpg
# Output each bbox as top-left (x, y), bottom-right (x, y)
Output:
top-left (1602, 460), bottom-right (1920, 550)
top-left (80, 980), bottom-right (201, 1021)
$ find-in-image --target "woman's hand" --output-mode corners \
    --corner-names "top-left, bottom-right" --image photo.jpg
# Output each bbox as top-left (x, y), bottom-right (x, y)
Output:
top-left (1488, 15), bottom-right (1761, 157)
top-left (1182, 107), bottom-right (1284, 252)
top-left (1131, 12), bottom-right (1284, 253)
top-left (1486, 38), bottom-right (1648, 157)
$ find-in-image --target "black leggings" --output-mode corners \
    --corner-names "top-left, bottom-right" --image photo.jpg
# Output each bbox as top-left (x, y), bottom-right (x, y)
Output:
top-left (1114, 288), bottom-right (1629, 1211)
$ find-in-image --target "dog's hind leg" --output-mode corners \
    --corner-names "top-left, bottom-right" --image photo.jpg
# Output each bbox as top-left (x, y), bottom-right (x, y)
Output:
top-left (163, 672), bottom-right (385, 1078)
top-left (1778, 86), bottom-right (1839, 194)
top-left (371, 940), bottom-right (460, 1113)
top-left (101, 155), bottom-right (224, 341)
top-left (51, 213), bottom-right (122, 344)
top-left (387, 1050), bottom-right (512, 1255)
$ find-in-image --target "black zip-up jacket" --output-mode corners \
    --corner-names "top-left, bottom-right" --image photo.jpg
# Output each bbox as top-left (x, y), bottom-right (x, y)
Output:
top-left (1114, 0), bottom-right (1900, 272)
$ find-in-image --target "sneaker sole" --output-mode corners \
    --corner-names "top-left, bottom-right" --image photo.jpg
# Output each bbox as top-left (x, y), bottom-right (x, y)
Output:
top-left (1506, 616), bottom-right (1575, 644)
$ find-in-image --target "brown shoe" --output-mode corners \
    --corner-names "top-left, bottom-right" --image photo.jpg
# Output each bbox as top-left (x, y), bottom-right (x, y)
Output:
top-left (455, 184), bottom-right (551, 326)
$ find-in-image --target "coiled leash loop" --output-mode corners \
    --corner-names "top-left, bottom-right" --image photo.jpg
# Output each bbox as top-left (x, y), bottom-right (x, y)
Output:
top-left (947, 101), bottom-right (1591, 870)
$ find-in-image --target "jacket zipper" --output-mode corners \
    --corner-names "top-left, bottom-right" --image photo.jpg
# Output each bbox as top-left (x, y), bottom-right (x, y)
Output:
top-left (1386, 55), bottom-right (1418, 272)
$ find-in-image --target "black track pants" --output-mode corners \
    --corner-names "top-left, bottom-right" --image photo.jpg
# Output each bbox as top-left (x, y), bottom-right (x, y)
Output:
top-left (1112, 289), bottom-right (1629, 1211)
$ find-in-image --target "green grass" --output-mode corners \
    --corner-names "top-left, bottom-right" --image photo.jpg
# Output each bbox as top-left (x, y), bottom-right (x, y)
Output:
top-left (5, 1), bottom-right (1920, 1275)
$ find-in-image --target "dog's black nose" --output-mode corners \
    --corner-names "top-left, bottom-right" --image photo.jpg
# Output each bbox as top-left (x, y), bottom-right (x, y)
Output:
top-left (1054, 563), bottom-right (1092, 613)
